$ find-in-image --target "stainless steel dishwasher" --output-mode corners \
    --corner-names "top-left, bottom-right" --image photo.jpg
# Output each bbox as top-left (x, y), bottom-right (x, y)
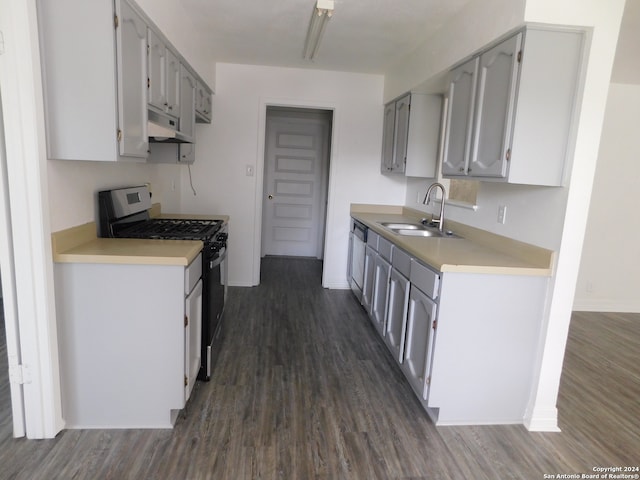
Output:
top-left (348, 218), bottom-right (368, 301)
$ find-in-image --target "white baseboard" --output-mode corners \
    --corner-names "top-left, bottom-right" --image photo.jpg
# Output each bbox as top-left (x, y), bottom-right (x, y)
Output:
top-left (573, 298), bottom-right (640, 313)
top-left (524, 406), bottom-right (560, 432)
top-left (323, 280), bottom-right (350, 289)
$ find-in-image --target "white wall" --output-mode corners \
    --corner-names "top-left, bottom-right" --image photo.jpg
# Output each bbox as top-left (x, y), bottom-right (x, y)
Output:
top-left (384, 0), bottom-right (526, 101)
top-left (47, 161), bottom-right (182, 232)
top-left (179, 63), bottom-right (406, 287)
top-left (574, 83), bottom-right (640, 312)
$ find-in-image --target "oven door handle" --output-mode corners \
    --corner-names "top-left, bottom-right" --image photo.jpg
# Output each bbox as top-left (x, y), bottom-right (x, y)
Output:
top-left (208, 248), bottom-right (227, 269)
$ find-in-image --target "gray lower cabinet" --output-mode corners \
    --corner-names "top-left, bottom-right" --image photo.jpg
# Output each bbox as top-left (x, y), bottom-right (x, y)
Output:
top-left (401, 282), bottom-right (438, 402)
top-left (384, 267), bottom-right (410, 362)
top-left (351, 218), bottom-right (550, 425)
top-left (370, 253), bottom-right (391, 337)
top-left (55, 254), bottom-right (202, 428)
top-left (361, 244), bottom-right (376, 313)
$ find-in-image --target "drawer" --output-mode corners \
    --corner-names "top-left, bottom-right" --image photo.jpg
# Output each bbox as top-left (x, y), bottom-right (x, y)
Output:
top-left (392, 247), bottom-right (411, 278)
top-left (410, 259), bottom-right (440, 300)
top-left (185, 253), bottom-right (202, 294)
top-left (367, 230), bottom-right (379, 250)
top-left (378, 236), bottom-right (392, 262)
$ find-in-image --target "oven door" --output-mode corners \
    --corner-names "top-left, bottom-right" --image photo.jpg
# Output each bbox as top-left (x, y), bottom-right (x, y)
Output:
top-left (199, 245), bottom-right (227, 380)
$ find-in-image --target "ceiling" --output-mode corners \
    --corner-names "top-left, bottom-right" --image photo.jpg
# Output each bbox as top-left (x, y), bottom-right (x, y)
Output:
top-left (181, 0), bottom-right (472, 74)
top-left (181, 0), bottom-right (639, 83)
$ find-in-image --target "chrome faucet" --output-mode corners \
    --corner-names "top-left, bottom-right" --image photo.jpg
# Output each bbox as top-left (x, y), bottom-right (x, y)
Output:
top-left (423, 182), bottom-right (447, 231)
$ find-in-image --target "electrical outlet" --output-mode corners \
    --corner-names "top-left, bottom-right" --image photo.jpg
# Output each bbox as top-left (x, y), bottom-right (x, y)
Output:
top-left (416, 191), bottom-right (422, 204)
top-left (586, 281), bottom-right (594, 294)
top-left (497, 205), bottom-right (507, 224)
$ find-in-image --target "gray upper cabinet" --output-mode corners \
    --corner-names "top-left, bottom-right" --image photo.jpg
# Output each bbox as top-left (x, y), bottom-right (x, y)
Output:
top-left (147, 28), bottom-right (180, 118)
top-left (115, 0), bottom-right (149, 159)
top-left (382, 93), bottom-right (442, 177)
top-left (381, 102), bottom-right (396, 172)
top-left (179, 65), bottom-right (197, 141)
top-left (37, 0), bottom-right (213, 163)
top-left (470, 33), bottom-right (521, 178)
top-left (196, 81), bottom-right (213, 123)
top-left (441, 58), bottom-right (478, 177)
top-left (442, 26), bottom-right (585, 186)
top-left (38, 0), bottom-right (148, 162)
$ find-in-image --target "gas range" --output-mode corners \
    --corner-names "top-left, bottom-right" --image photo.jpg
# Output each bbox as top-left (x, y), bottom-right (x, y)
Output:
top-left (98, 185), bottom-right (225, 245)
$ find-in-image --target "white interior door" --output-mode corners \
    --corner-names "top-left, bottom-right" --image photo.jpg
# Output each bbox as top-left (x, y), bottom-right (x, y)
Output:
top-left (262, 109), bottom-right (331, 258)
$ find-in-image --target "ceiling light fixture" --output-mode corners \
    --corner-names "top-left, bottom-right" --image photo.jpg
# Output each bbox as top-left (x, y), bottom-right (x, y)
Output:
top-left (303, 0), bottom-right (334, 61)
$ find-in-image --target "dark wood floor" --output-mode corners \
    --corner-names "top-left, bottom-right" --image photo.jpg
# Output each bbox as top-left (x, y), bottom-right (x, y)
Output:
top-left (0, 258), bottom-right (638, 479)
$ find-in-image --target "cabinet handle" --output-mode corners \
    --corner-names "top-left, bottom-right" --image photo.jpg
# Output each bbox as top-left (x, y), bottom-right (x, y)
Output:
top-left (505, 149), bottom-right (511, 161)
top-left (459, 167), bottom-right (464, 172)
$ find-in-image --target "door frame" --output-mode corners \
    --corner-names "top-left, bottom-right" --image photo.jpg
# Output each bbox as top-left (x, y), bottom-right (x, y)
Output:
top-left (261, 107), bottom-right (332, 260)
top-left (253, 98), bottom-right (337, 286)
top-left (0, 0), bottom-right (65, 438)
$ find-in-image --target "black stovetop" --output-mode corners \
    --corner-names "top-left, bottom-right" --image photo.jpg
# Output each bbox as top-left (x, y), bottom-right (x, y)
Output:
top-left (114, 218), bottom-right (223, 241)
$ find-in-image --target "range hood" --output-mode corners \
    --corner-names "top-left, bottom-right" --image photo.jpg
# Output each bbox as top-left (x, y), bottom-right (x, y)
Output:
top-left (148, 110), bottom-right (192, 143)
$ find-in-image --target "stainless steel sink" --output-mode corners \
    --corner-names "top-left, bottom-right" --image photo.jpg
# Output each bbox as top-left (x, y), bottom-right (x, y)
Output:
top-left (379, 222), bottom-right (429, 230)
top-left (394, 229), bottom-right (461, 238)
top-left (377, 221), bottom-right (461, 239)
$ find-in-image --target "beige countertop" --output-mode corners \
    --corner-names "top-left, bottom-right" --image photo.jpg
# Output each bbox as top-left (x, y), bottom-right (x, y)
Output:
top-left (351, 204), bottom-right (554, 276)
top-left (52, 207), bottom-right (229, 266)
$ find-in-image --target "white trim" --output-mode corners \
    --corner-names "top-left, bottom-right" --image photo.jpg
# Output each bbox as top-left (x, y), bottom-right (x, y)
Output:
top-left (254, 97), bottom-right (339, 287)
top-left (0, 79), bottom-right (26, 439)
top-left (523, 406), bottom-right (561, 432)
top-left (572, 299), bottom-right (640, 313)
top-left (0, 0), bottom-right (64, 438)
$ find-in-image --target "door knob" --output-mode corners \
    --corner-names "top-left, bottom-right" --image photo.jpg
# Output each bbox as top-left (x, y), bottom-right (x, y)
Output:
top-left (268, 194), bottom-right (273, 199)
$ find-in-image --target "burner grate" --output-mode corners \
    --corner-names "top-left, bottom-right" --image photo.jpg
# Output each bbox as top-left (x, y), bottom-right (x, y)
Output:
top-left (118, 218), bottom-right (222, 241)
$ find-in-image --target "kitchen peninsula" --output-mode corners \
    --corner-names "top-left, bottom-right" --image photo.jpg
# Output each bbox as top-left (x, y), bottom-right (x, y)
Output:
top-left (349, 204), bottom-right (553, 425)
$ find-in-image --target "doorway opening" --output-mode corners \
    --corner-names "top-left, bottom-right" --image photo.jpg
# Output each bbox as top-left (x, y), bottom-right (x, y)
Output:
top-left (261, 107), bottom-right (333, 277)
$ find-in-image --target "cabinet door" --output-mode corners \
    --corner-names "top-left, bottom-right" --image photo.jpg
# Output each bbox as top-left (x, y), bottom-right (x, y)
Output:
top-left (115, 0), bottom-right (148, 158)
top-left (469, 33), bottom-right (522, 178)
top-left (147, 28), bottom-right (167, 112)
top-left (401, 285), bottom-right (437, 401)
top-left (361, 245), bottom-right (376, 313)
top-left (380, 102), bottom-right (396, 172)
top-left (371, 255), bottom-right (391, 336)
top-left (166, 49), bottom-right (180, 117)
top-left (384, 268), bottom-right (410, 363)
top-left (196, 81), bottom-right (212, 122)
top-left (442, 57), bottom-right (478, 176)
top-left (391, 94), bottom-right (411, 173)
top-left (179, 65), bottom-right (197, 140)
top-left (185, 279), bottom-right (203, 401)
